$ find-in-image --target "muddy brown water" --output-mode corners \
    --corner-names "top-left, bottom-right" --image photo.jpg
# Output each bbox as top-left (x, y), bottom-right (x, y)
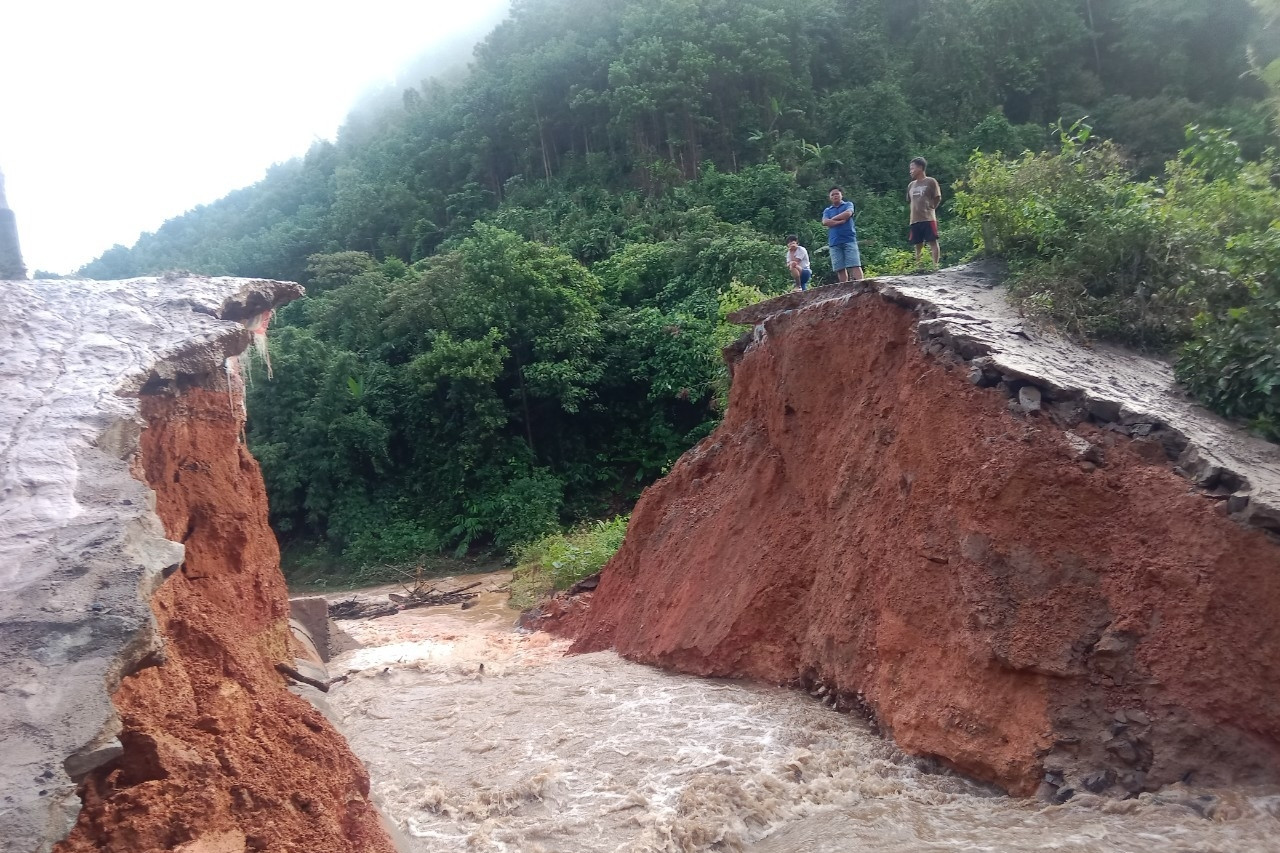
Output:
top-left (324, 574), bottom-right (1280, 852)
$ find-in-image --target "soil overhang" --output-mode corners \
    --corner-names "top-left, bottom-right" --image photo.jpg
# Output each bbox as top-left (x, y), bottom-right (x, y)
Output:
top-left (0, 275), bottom-right (302, 853)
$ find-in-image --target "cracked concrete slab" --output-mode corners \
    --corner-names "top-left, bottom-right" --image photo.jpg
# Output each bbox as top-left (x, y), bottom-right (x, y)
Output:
top-left (0, 275), bottom-right (302, 853)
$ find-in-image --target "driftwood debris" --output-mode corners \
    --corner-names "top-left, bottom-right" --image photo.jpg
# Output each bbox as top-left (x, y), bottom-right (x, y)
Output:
top-left (328, 581), bottom-right (483, 621)
top-left (275, 662), bottom-right (332, 693)
top-left (328, 599), bottom-right (399, 620)
top-left (390, 580), bottom-right (482, 608)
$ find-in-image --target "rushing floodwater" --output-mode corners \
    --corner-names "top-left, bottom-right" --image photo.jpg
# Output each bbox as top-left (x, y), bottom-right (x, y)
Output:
top-left (322, 575), bottom-right (1280, 853)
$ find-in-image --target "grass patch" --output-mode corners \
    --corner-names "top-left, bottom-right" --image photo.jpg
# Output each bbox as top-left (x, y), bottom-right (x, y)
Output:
top-left (508, 516), bottom-right (629, 610)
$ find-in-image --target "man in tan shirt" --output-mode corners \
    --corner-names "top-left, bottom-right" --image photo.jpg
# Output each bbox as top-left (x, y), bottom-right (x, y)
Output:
top-left (907, 157), bottom-right (942, 269)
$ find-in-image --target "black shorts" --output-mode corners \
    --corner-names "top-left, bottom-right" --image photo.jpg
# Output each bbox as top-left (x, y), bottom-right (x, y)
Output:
top-left (908, 220), bottom-right (939, 245)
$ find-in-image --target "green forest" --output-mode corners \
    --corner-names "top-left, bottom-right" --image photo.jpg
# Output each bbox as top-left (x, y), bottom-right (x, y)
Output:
top-left (81, 0), bottom-right (1280, 577)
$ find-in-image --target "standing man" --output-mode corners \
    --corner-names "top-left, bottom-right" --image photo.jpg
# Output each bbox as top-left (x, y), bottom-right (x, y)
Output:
top-left (907, 157), bottom-right (942, 270)
top-left (822, 187), bottom-right (863, 282)
top-left (784, 234), bottom-right (811, 291)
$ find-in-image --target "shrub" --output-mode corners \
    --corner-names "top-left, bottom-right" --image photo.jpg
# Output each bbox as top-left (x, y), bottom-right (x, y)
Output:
top-left (956, 132), bottom-right (1203, 348)
top-left (1177, 306), bottom-right (1280, 441)
top-left (509, 516), bottom-right (630, 609)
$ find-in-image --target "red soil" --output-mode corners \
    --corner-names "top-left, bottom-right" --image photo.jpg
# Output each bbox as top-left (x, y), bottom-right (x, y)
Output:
top-left (546, 293), bottom-right (1280, 796)
top-left (56, 387), bottom-right (394, 853)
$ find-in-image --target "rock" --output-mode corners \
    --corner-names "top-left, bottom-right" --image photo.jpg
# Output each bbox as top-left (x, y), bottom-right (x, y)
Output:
top-left (1186, 794), bottom-right (1218, 819)
top-left (0, 172), bottom-right (26, 280)
top-left (1081, 770), bottom-right (1113, 793)
top-left (1085, 398), bottom-right (1123, 423)
top-left (63, 737), bottom-right (124, 782)
top-left (1018, 386), bottom-right (1042, 413)
top-left (1092, 632), bottom-right (1132, 656)
top-left (1064, 433), bottom-right (1105, 465)
top-left (1104, 736), bottom-right (1138, 764)
top-left (1120, 771), bottom-right (1148, 793)
top-left (1227, 492), bottom-right (1251, 515)
top-left (1051, 400), bottom-right (1089, 427)
top-left (967, 356), bottom-right (1000, 388)
top-left (567, 572), bottom-right (601, 595)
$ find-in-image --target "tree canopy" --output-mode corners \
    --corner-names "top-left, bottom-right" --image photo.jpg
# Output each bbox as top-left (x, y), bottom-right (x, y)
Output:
top-left (79, 0), bottom-right (1276, 567)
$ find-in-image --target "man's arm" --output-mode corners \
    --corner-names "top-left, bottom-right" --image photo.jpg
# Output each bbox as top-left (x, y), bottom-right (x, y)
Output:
top-left (822, 204), bottom-right (853, 226)
top-left (929, 178), bottom-right (942, 209)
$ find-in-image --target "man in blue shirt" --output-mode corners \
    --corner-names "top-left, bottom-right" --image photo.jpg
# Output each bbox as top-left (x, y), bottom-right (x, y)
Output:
top-left (822, 186), bottom-right (863, 282)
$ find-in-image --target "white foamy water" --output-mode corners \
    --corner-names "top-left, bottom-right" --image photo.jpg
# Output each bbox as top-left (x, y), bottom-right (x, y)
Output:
top-left (324, 578), bottom-right (1280, 853)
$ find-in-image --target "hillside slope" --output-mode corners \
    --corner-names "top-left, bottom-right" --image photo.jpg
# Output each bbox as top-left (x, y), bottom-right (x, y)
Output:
top-left (542, 263), bottom-right (1280, 798)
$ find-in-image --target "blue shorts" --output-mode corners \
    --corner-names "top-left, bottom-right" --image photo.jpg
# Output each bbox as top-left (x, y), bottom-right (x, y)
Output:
top-left (798, 268), bottom-right (812, 289)
top-left (830, 241), bottom-right (862, 271)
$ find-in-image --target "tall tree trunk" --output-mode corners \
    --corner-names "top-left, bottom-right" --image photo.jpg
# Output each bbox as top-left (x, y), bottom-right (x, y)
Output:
top-left (685, 111), bottom-right (699, 179)
top-left (1084, 0), bottom-right (1102, 76)
top-left (513, 350), bottom-right (537, 457)
top-left (535, 106), bottom-right (552, 181)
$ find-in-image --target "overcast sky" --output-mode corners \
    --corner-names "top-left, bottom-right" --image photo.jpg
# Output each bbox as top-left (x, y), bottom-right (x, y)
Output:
top-left (3, 0), bottom-right (509, 275)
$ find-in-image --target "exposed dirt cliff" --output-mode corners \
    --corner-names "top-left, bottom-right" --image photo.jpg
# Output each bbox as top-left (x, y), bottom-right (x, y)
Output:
top-left (541, 264), bottom-right (1280, 799)
top-left (55, 387), bottom-right (394, 853)
top-left (0, 276), bottom-right (393, 853)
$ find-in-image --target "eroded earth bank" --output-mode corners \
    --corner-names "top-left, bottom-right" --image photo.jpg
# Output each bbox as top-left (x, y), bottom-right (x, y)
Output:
top-left (9, 265), bottom-right (1280, 853)
top-left (1, 277), bottom-right (394, 853)
top-left (539, 263), bottom-right (1280, 802)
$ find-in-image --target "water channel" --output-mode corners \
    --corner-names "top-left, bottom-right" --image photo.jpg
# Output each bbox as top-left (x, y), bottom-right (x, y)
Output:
top-left (320, 573), bottom-right (1280, 852)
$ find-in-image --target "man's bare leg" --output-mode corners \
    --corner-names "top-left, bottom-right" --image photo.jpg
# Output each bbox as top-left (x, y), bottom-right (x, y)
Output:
top-left (851, 267), bottom-right (864, 281)
top-left (836, 268), bottom-right (849, 282)
top-left (928, 240), bottom-right (940, 266)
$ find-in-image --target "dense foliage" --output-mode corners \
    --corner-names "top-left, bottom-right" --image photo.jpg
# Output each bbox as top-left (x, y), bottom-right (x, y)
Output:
top-left (956, 124), bottom-right (1280, 439)
top-left (79, 0), bottom-right (1278, 565)
top-left (83, 0), bottom-right (1266, 284)
top-left (247, 224), bottom-right (771, 564)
